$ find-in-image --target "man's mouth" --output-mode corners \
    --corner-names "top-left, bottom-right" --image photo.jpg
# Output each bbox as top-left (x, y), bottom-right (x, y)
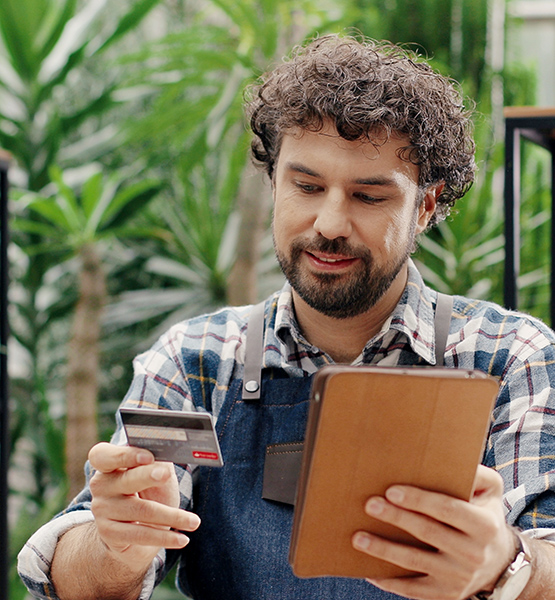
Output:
top-left (318, 256), bottom-right (348, 263)
top-left (306, 251), bottom-right (359, 269)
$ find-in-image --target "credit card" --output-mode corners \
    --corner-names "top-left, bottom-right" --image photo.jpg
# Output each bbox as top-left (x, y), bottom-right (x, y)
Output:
top-left (120, 407), bottom-right (224, 467)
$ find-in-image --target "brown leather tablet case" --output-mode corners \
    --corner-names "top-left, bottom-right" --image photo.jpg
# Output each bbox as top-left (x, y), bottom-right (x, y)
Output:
top-left (289, 365), bottom-right (499, 580)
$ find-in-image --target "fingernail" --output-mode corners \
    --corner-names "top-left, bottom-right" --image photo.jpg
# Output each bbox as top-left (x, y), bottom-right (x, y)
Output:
top-left (386, 486), bottom-right (405, 503)
top-left (151, 465), bottom-right (167, 481)
top-left (365, 498), bottom-right (384, 515)
top-left (136, 451), bottom-right (152, 464)
top-left (188, 513), bottom-right (201, 529)
top-left (353, 533), bottom-right (371, 551)
top-left (175, 533), bottom-right (189, 546)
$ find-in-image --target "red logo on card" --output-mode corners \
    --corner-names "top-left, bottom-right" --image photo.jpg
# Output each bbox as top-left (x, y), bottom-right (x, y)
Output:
top-left (193, 451), bottom-right (218, 460)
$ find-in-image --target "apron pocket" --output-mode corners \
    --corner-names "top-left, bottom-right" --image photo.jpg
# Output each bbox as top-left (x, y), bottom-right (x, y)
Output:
top-left (262, 442), bottom-right (304, 505)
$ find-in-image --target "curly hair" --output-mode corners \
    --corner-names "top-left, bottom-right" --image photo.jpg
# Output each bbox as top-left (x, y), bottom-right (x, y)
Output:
top-left (245, 34), bottom-right (476, 225)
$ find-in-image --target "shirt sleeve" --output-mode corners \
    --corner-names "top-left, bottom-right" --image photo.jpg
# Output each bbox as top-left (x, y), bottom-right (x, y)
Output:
top-left (484, 338), bottom-right (555, 532)
top-left (17, 510), bottom-right (165, 600)
top-left (17, 334), bottom-right (197, 599)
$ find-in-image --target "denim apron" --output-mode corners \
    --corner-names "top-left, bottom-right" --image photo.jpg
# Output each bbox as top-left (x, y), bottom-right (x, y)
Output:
top-left (180, 295), bottom-right (453, 600)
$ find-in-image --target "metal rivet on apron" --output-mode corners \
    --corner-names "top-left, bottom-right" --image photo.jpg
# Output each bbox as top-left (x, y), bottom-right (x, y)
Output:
top-left (244, 380), bottom-right (260, 393)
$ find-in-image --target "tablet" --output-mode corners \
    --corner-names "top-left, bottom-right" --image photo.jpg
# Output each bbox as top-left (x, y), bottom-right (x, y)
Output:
top-left (289, 365), bottom-right (498, 579)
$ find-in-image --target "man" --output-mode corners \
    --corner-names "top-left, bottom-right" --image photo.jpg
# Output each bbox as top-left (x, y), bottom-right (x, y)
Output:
top-left (18, 34), bottom-right (555, 600)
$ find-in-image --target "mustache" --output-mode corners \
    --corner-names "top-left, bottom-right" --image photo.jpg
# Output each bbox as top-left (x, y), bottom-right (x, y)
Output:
top-left (292, 236), bottom-right (371, 260)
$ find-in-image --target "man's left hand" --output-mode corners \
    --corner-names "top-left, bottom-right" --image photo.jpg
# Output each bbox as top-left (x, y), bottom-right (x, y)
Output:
top-left (352, 465), bottom-right (517, 599)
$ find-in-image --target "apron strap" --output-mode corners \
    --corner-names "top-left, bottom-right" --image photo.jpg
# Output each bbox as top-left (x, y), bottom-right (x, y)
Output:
top-left (434, 292), bottom-right (453, 367)
top-left (242, 301), bottom-right (266, 401)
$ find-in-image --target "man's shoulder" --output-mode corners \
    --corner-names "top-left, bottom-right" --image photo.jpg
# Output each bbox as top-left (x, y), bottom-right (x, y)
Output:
top-left (178, 303), bottom-right (252, 330)
top-left (452, 295), bottom-right (549, 329)
top-left (159, 304), bottom-right (251, 351)
top-left (450, 294), bottom-right (555, 357)
top-left (154, 291), bottom-right (280, 355)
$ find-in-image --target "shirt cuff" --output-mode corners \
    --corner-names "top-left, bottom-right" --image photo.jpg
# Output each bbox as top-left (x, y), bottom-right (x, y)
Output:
top-left (522, 527), bottom-right (555, 544)
top-left (17, 510), bottom-right (165, 600)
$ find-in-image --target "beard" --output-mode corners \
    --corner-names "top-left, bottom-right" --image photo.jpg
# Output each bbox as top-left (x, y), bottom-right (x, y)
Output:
top-left (275, 235), bottom-right (413, 320)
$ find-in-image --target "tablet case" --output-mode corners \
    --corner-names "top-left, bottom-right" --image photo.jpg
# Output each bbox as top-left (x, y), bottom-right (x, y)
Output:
top-left (289, 365), bottom-right (499, 580)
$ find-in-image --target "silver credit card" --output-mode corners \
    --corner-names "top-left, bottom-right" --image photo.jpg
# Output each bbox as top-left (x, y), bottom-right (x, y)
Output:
top-left (120, 407), bottom-right (223, 467)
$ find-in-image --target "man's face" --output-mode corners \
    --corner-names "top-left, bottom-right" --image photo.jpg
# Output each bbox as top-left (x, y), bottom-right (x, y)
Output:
top-left (272, 122), bottom-right (437, 319)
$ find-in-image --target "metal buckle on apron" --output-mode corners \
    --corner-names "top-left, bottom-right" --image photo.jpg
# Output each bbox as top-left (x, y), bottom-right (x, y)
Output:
top-left (242, 301), bottom-right (265, 401)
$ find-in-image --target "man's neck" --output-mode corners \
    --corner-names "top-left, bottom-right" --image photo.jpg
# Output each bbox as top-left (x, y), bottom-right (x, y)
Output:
top-left (291, 265), bottom-right (408, 364)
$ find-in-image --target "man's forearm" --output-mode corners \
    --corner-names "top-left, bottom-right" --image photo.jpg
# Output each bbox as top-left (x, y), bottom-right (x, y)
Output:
top-left (521, 537), bottom-right (555, 600)
top-left (51, 521), bottom-right (150, 600)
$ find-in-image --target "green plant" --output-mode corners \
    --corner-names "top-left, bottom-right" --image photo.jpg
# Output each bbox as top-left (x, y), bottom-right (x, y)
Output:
top-left (414, 116), bottom-right (506, 301)
top-left (2, 0), bottom-right (164, 517)
top-left (13, 165), bottom-right (163, 498)
top-left (115, 0), bottom-right (358, 308)
top-left (0, 0), bottom-right (162, 190)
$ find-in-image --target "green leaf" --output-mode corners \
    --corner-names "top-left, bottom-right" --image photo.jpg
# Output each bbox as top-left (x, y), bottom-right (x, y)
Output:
top-left (216, 211), bottom-right (240, 273)
top-left (218, 128), bottom-right (251, 210)
top-left (0, 0), bottom-right (40, 80)
top-left (81, 171), bottom-right (104, 219)
top-left (18, 240), bottom-right (74, 257)
top-left (98, 180), bottom-right (162, 232)
top-left (10, 218), bottom-right (65, 239)
top-left (92, 0), bottom-right (162, 55)
top-left (58, 87), bottom-right (118, 135)
top-left (24, 197), bottom-right (73, 232)
top-left (209, 0), bottom-right (259, 39)
top-left (37, 41), bottom-right (87, 93)
top-left (96, 224), bottom-right (167, 240)
top-left (48, 165), bottom-right (83, 231)
top-left (34, 0), bottom-right (78, 62)
top-left (36, 0), bottom-right (107, 88)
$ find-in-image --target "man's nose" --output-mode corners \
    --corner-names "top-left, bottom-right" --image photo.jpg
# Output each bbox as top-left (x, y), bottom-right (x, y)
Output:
top-left (313, 192), bottom-right (353, 240)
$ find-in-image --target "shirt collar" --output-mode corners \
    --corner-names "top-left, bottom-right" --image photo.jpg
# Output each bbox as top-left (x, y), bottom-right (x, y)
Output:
top-left (272, 259), bottom-right (438, 365)
top-left (380, 259), bottom-right (437, 364)
top-left (274, 282), bottom-right (310, 353)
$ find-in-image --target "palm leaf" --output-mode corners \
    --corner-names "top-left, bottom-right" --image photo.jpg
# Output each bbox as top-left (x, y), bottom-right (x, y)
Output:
top-left (23, 197), bottom-right (74, 232)
top-left (35, 0), bottom-right (78, 62)
top-left (48, 166), bottom-right (83, 230)
top-left (10, 218), bottom-right (65, 239)
top-left (98, 180), bottom-right (163, 232)
top-left (92, 0), bottom-right (162, 55)
top-left (80, 171), bottom-right (104, 219)
top-left (0, 0), bottom-right (42, 80)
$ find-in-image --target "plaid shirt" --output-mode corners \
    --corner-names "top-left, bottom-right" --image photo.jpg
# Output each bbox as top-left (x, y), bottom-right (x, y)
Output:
top-left (18, 260), bottom-right (555, 599)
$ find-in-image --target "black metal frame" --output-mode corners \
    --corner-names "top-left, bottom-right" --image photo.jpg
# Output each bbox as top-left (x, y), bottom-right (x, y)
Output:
top-left (504, 110), bottom-right (555, 325)
top-left (1, 150), bottom-right (10, 600)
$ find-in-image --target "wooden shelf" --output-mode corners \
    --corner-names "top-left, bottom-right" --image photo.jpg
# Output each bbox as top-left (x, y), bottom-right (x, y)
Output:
top-left (504, 106), bottom-right (555, 118)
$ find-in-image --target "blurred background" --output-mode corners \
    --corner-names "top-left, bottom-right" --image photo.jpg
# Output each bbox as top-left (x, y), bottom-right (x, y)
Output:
top-left (1, 0), bottom-right (554, 597)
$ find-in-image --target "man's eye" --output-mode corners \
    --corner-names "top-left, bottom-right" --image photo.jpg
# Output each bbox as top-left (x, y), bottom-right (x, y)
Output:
top-left (355, 193), bottom-right (385, 204)
top-left (295, 182), bottom-right (319, 193)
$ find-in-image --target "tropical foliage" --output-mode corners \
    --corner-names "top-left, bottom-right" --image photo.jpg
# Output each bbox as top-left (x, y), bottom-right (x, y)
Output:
top-left (14, 167), bottom-right (163, 499)
top-left (2, 1), bottom-right (551, 598)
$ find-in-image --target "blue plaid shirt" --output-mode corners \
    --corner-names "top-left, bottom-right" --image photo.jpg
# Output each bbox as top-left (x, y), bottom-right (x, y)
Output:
top-left (18, 260), bottom-right (555, 599)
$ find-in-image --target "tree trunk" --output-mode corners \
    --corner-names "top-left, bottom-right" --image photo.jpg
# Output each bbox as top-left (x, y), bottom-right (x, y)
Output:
top-left (227, 163), bottom-right (271, 306)
top-left (65, 243), bottom-right (106, 501)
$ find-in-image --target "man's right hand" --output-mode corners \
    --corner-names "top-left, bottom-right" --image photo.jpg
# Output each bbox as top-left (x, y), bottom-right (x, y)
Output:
top-left (51, 442), bottom-right (200, 600)
top-left (88, 442), bottom-right (200, 568)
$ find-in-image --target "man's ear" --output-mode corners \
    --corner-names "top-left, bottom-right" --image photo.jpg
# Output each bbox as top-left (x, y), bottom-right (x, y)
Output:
top-left (416, 183), bottom-right (444, 233)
